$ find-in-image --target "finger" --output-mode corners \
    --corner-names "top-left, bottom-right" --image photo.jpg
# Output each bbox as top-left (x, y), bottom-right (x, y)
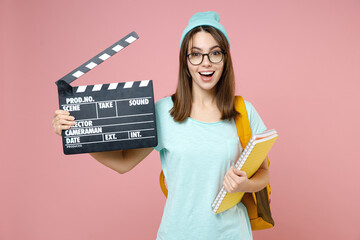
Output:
top-left (57, 114), bottom-right (75, 121)
top-left (55, 124), bottom-right (72, 135)
top-left (54, 110), bottom-right (70, 117)
top-left (227, 169), bottom-right (240, 183)
top-left (223, 178), bottom-right (232, 193)
top-left (55, 127), bottom-right (62, 135)
top-left (238, 170), bottom-right (247, 178)
top-left (228, 169), bottom-right (249, 189)
top-left (53, 118), bottom-right (74, 134)
top-left (54, 116), bottom-right (75, 126)
top-left (231, 168), bottom-right (247, 179)
top-left (224, 177), bottom-right (236, 193)
top-left (224, 174), bottom-right (237, 192)
top-left (53, 119), bottom-right (74, 131)
top-left (59, 125), bottom-right (72, 130)
top-left (233, 168), bottom-right (247, 177)
top-left (58, 119), bottom-right (75, 126)
top-left (54, 125), bottom-right (61, 135)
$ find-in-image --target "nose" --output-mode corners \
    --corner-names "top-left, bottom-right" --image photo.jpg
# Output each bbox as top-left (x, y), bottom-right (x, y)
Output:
top-left (201, 54), bottom-right (212, 66)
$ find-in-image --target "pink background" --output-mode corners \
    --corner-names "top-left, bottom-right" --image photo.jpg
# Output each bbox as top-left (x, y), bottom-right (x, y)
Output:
top-left (1, 0), bottom-right (359, 239)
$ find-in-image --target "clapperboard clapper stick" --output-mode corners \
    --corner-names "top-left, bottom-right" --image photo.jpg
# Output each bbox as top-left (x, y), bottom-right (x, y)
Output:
top-left (56, 31), bottom-right (157, 155)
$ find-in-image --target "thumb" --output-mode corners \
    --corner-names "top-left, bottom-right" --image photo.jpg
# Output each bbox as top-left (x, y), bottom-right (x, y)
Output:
top-left (233, 167), bottom-right (246, 177)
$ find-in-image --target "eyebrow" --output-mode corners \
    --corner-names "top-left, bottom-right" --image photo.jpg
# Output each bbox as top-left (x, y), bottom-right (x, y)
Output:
top-left (190, 45), bottom-right (221, 51)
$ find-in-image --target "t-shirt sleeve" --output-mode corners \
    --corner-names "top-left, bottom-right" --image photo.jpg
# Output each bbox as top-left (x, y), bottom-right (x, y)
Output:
top-left (244, 101), bottom-right (267, 135)
top-left (154, 98), bottom-right (168, 152)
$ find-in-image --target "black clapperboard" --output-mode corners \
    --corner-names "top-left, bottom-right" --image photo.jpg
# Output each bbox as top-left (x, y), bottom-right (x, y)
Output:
top-left (56, 31), bottom-right (157, 154)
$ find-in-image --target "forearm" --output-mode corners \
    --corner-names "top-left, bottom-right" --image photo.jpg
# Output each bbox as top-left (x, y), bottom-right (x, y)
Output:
top-left (90, 150), bottom-right (128, 174)
top-left (245, 167), bottom-right (270, 193)
top-left (89, 147), bottom-right (153, 174)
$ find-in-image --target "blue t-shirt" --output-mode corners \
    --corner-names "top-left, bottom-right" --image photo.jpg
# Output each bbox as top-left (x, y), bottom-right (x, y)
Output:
top-left (154, 96), bottom-right (266, 240)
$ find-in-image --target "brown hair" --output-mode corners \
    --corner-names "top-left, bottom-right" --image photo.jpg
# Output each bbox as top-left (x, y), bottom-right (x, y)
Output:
top-left (170, 25), bottom-right (239, 122)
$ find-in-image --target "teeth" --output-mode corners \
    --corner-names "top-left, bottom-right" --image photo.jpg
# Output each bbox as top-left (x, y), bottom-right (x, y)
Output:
top-left (200, 72), bottom-right (214, 75)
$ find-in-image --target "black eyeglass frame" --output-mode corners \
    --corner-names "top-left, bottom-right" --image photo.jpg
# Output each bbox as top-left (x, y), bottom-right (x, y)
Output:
top-left (186, 50), bottom-right (226, 65)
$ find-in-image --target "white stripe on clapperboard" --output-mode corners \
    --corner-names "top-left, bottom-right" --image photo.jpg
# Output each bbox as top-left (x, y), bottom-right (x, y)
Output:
top-left (86, 62), bottom-right (97, 69)
top-left (99, 53), bottom-right (110, 61)
top-left (125, 36), bottom-right (137, 43)
top-left (76, 80), bottom-right (150, 93)
top-left (92, 84), bottom-right (102, 91)
top-left (124, 81), bottom-right (134, 88)
top-left (61, 96), bottom-right (152, 106)
top-left (70, 35), bottom-right (138, 80)
top-left (112, 45), bottom-right (123, 52)
top-left (66, 136), bottom-right (155, 146)
top-left (139, 80), bottom-right (150, 87)
top-left (73, 71), bottom-right (84, 78)
top-left (95, 101), bottom-right (99, 118)
top-left (64, 128), bottom-right (155, 138)
top-left (108, 83), bottom-right (118, 89)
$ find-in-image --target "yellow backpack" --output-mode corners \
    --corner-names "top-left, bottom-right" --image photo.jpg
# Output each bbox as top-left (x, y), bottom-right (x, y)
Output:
top-left (159, 96), bottom-right (274, 231)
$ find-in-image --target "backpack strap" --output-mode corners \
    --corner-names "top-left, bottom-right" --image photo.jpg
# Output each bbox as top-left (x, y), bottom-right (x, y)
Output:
top-left (234, 96), bottom-right (257, 203)
top-left (234, 96), bottom-right (252, 148)
top-left (160, 170), bottom-right (168, 197)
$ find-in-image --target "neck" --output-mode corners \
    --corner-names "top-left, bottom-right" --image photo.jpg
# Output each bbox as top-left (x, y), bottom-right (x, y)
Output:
top-left (191, 83), bottom-right (216, 106)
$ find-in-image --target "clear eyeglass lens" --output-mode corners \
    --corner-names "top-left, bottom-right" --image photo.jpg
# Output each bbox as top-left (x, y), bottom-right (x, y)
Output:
top-left (188, 51), bottom-right (223, 65)
top-left (209, 51), bottom-right (223, 63)
top-left (189, 54), bottom-right (202, 65)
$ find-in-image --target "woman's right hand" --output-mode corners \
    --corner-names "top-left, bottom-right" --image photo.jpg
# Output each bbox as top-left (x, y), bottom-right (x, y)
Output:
top-left (52, 110), bottom-right (76, 136)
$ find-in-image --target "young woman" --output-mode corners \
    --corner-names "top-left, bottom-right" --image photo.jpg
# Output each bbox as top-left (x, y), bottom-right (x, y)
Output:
top-left (53, 11), bottom-right (269, 240)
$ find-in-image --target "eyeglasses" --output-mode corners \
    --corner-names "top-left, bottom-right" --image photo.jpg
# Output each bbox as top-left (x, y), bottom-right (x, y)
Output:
top-left (186, 50), bottom-right (226, 65)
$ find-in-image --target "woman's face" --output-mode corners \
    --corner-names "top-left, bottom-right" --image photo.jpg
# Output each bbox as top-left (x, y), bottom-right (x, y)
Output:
top-left (187, 31), bottom-right (224, 93)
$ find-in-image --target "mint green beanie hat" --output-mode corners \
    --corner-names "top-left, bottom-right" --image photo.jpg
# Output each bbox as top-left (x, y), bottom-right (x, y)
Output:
top-left (180, 11), bottom-right (230, 47)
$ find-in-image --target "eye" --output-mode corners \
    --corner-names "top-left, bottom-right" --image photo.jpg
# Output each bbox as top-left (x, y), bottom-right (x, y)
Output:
top-left (211, 51), bottom-right (222, 56)
top-left (190, 52), bottom-right (202, 57)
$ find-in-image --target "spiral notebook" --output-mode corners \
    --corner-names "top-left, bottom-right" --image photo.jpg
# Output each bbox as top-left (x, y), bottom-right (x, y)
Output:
top-left (212, 129), bottom-right (278, 214)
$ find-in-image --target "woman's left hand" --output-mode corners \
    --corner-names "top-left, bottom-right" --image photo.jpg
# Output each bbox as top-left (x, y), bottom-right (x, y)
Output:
top-left (223, 166), bottom-right (250, 193)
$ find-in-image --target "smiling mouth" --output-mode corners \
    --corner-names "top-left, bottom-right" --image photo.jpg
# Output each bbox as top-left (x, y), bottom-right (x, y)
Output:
top-left (199, 71), bottom-right (215, 77)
